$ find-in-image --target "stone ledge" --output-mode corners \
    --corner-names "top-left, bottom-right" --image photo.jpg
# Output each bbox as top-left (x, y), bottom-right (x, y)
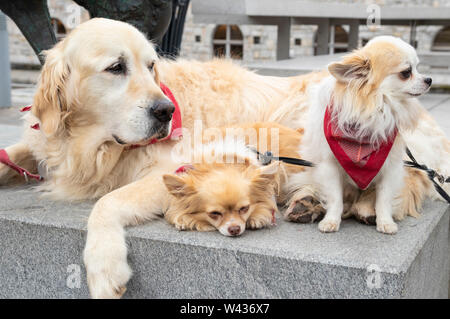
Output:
top-left (0, 186), bottom-right (448, 298)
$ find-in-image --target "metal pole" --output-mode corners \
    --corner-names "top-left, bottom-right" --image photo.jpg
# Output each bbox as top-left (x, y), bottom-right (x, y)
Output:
top-left (410, 20), bottom-right (417, 48)
top-left (0, 10), bottom-right (11, 107)
top-left (329, 23), bottom-right (335, 54)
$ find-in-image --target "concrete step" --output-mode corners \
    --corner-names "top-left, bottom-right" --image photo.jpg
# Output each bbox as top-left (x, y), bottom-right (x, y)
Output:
top-left (0, 185), bottom-right (448, 298)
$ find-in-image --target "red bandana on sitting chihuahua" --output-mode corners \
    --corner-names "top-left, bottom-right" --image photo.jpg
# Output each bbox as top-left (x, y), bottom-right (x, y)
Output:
top-left (163, 122), bottom-right (305, 236)
top-left (293, 36), bottom-right (432, 234)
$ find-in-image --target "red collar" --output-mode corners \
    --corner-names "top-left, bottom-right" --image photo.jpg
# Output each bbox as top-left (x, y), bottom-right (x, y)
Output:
top-left (324, 105), bottom-right (397, 189)
top-left (0, 83), bottom-right (182, 182)
top-left (126, 82), bottom-right (182, 150)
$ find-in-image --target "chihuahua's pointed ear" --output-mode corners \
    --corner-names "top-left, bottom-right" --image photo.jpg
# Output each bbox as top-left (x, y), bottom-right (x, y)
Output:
top-left (163, 174), bottom-right (195, 198)
top-left (328, 53), bottom-right (371, 83)
top-left (32, 43), bottom-right (70, 136)
top-left (250, 162), bottom-right (281, 197)
top-left (256, 162), bottom-right (279, 180)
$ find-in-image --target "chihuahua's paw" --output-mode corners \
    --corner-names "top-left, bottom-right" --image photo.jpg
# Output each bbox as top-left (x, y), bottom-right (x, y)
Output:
top-left (175, 223), bottom-right (188, 231)
top-left (247, 216), bottom-right (272, 230)
top-left (318, 218), bottom-right (341, 233)
top-left (350, 204), bottom-right (376, 225)
top-left (83, 245), bottom-right (132, 299)
top-left (284, 196), bottom-right (325, 223)
top-left (376, 220), bottom-right (398, 235)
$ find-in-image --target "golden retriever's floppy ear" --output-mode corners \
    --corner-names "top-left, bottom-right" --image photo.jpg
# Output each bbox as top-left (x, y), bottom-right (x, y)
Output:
top-left (163, 174), bottom-right (195, 198)
top-left (32, 44), bottom-right (70, 136)
top-left (328, 53), bottom-right (371, 83)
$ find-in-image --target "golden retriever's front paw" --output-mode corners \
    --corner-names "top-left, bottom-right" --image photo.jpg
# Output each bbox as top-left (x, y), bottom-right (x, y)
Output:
top-left (376, 220), bottom-right (398, 234)
top-left (318, 218), bottom-right (341, 233)
top-left (83, 245), bottom-right (132, 299)
top-left (0, 162), bottom-right (11, 185)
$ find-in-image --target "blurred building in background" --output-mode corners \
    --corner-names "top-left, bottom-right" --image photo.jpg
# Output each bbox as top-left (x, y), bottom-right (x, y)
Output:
top-left (5, 0), bottom-right (450, 67)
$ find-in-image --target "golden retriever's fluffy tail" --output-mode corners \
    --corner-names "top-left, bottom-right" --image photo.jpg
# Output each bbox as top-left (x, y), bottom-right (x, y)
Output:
top-left (396, 106), bottom-right (450, 220)
top-left (395, 168), bottom-right (431, 220)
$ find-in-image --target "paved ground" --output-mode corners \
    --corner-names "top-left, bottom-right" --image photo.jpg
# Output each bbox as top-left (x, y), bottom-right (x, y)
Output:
top-left (249, 54), bottom-right (450, 88)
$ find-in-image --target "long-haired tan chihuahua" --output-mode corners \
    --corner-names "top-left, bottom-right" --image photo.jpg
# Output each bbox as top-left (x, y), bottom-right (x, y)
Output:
top-left (163, 122), bottom-right (305, 236)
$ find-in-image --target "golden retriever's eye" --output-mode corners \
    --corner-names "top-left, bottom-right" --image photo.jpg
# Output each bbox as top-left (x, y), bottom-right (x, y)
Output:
top-left (105, 61), bottom-right (126, 75)
top-left (208, 211), bottom-right (223, 220)
top-left (148, 61), bottom-right (155, 72)
top-left (400, 68), bottom-right (412, 80)
top-left (239, 205), bottom-right (250, 214)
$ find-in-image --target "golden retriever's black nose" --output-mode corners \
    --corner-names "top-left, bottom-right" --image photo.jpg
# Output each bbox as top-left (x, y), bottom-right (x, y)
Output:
top-left (228, 225), bottom-right (241, 236)
top-left (150, 100), bottom-right (175, 123)
top-left (424, 77), bottom-right (432, 87)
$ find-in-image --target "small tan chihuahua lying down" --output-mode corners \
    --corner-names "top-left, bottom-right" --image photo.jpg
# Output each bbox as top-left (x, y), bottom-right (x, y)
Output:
top-left (163, 122), bottom-right (305, 236)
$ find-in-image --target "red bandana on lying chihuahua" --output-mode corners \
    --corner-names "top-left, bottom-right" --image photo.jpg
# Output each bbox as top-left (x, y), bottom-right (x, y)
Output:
top-left (296, 36), bottom-right (432, 234)
top-left (163, 122), bottom-right (305, 236)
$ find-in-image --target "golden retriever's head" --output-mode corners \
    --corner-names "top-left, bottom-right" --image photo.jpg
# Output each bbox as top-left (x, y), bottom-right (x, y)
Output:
top-left (32, 18), bottom-right (174, 144)
top-left (163, 162), bottom-right (279, 237)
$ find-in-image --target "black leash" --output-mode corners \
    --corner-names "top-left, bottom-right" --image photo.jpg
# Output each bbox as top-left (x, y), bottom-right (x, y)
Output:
top-left (249, 148), bottom-right (314, 167)
top-left (404, 147), bottom-right (450, 204)
top-left (249, 146), bottom-right (449, 204)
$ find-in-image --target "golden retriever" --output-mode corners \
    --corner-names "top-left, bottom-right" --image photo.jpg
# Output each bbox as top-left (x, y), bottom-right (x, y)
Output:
top-left (0, 18), bottom-right (448, 298)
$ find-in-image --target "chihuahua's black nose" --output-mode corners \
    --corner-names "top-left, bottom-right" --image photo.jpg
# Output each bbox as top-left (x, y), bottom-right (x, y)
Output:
top-left (149, 99), bottom-right (175, 123)
top-left (424, 77), bottom-right (432, 87)
top-left (228, 225), bottom-right (241, 236)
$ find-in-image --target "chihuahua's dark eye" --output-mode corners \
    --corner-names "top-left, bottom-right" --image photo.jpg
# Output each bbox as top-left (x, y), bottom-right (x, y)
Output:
top-left (105, 61), bottom-right (126, 75)
top-left (239, 205), bottom-right (250, 214)
top-left (148, 61), bottom-right (155, 72)
top-left (400, 68), bottom-right (412, 80)
top-left (208, 211), bottom-right (223, 219)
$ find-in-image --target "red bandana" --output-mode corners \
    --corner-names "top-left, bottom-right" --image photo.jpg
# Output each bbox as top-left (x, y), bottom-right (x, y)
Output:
top-left (323, 106), bottom-right (397, 190)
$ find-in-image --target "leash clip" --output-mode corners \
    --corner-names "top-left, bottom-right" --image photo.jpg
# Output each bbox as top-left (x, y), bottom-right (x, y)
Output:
top-left (259, 151), bottom-right (274, 166)
top-left (23, 172), bottom-right (29, 183)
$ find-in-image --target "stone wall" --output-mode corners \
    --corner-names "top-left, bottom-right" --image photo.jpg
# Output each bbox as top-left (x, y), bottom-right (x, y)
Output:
top-left (4, 0), bottom-right (450, 67)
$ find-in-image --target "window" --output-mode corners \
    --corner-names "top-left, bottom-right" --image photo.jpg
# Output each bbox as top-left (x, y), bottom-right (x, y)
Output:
top-left (253, 36), bottom-right (261, 44)
top-left (213, 25), bottom-right (243, 59)
top-left (314, 25), bottom-right (348, 55)
top-left (432, 27), bottom-right (450, 52)
top-left (51, 18), bottom-right (66, 41)
top-left (295, 38), bottom-right (302, 46)
top-left (195, 35), bottom-right (201, 42)
top-left (333, 25), bottom-right (349, 53)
